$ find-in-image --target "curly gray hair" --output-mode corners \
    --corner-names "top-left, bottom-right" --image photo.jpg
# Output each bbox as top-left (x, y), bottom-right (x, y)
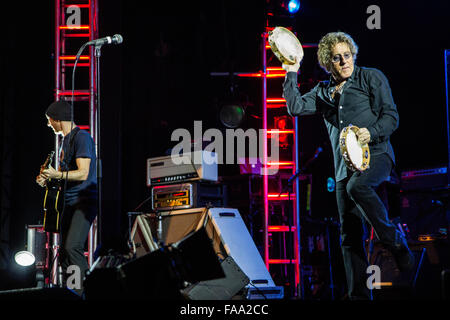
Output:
top-left (317, 32), bottom-right (358, 73)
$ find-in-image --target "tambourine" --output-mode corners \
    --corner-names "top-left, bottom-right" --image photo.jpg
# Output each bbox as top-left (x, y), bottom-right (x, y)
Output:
top-left (339, 125), bottom-right (370, 172)
top-left (268, 26), bottom-right (304, 65)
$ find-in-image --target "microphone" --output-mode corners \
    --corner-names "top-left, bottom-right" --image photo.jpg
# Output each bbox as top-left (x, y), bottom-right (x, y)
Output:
top-left (86, 34), bottom-right (123, 46)
top-left (286, 146), bottom-right (323, 186)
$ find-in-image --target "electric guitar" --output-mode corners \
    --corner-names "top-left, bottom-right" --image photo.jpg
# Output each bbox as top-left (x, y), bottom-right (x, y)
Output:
top-left (41, 151), bottom-right (62, 233)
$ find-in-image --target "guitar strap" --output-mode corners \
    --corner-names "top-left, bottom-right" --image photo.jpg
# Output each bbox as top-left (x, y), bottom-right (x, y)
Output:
top-left (61, 127), bottom-right (81, 171)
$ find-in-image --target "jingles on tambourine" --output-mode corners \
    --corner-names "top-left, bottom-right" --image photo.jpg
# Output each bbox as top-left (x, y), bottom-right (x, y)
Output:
top-left (268, 26), bottom-right (304, 65)
top-left (339, 125), bottom-right (370, 172)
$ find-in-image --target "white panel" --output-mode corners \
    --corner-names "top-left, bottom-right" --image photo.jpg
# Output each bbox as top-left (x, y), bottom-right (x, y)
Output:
top-left (208, 208), bottom-right (275, 288)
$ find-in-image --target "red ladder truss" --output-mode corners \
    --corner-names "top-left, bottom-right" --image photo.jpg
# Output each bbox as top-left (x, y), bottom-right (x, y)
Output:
top-left (51, 0), bottom-right (98, 285)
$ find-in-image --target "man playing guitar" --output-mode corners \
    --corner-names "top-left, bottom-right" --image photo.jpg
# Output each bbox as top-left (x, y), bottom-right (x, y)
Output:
top-left (36, 100), bottom-right (97, 295)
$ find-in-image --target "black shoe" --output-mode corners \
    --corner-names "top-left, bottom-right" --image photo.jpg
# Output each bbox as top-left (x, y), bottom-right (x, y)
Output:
top-left (390, 235), bottom-right (415, 272)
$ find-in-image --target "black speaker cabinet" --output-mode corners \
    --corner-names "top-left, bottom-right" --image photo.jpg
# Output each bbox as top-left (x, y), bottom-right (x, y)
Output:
top-left (182, 256), bottom-right (249, 300)
top-left (130, 207), bottom-right (279, 298)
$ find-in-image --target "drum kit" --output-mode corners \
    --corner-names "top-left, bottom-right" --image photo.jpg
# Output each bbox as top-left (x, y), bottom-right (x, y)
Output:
top-left (268, 26), bottom-right (370, 172)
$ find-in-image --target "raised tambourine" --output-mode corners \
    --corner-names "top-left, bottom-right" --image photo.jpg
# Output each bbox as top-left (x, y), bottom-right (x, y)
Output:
top-left (339, 125), bottom-right (370, 172)
top-left (268, 26), bottom-right (304, 65)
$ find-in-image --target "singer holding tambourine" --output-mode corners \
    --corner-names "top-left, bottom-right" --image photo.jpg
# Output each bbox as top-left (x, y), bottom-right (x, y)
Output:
top-left (272, 29), bottom-right (414, 300)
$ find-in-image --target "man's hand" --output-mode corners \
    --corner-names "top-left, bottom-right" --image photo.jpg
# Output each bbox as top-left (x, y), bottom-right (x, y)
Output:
top-left (36, 174), bottom-right (47, 187)
top-left (41, 166), bottom-right (60, 180)
top-left (357, 128), bottom-right (371, 145)
top-left (282, 56), bottom-right (302, 73)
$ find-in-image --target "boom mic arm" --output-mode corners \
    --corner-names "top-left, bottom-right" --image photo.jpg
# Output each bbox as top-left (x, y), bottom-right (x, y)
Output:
top-left (86, 34), bottom-right (123, 46)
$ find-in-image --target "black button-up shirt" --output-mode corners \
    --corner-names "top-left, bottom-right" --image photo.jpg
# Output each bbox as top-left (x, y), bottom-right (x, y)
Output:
top-left (283, 65), bottom-right (399, 181)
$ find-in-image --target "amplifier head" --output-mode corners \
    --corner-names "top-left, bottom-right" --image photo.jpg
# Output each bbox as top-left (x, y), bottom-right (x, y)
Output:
top-left (146, 151), bottom-right (218, 186)
top-left (151, 183), bottom-right (194, 211)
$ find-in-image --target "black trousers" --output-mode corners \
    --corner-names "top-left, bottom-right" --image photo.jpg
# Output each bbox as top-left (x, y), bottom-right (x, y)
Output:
top-left (60, 199), bottom-right (97, 290)
top-left (336, 153), bottom-right (401, 300)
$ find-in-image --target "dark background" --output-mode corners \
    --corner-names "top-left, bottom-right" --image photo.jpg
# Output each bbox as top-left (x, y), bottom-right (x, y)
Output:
top-left (1, 0), bottom-right (449, 276)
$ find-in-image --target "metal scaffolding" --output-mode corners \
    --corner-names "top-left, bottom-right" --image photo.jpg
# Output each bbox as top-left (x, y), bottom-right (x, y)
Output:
top-left (51, 0), bottom-right (98, 285)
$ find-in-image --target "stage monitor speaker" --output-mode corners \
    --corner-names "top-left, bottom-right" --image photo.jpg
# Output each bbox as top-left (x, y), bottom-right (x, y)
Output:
top-left (130, 207), bottom-right (278, 292)
top-left (206, 207), bottom-right (276, 289)
top-left (173, 225), bottom-right (225, 283)
top-left (85, 227), bottom-right (224, 300)
top-left (182, 256), bottom-right (249, 300)
top-left (117, 248), bottom-right (185, 300)
top-left (85, 249), bottom-right (184, 300)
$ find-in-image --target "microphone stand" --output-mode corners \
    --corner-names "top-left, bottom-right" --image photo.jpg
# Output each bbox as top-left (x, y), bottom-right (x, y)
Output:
top-left (280, 148), bottom-right (322, 197)
top-left (156, 209), bottom-right (164, 247)
top-left (94, 45), bottom-right (103, 250)
top-left (72, 37), bottom-right (121, 260)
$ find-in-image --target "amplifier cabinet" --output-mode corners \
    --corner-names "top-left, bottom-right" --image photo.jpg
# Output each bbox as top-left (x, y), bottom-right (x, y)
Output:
top-left (151, 182), bottom-right (224, 211)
